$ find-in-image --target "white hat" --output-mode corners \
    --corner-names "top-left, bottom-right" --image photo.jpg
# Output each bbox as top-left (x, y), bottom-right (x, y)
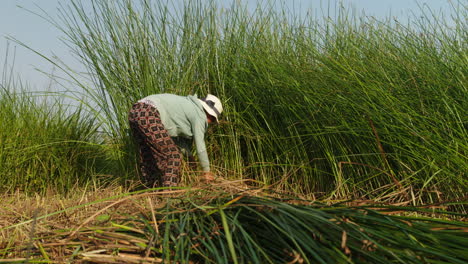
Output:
top-left (199, 94), bottom-right (223, 122)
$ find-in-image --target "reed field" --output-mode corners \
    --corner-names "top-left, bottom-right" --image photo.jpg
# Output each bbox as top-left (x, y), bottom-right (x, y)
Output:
top-left (0, 0), bottom-right (467, 262)
top-left (0, 78), bottom-right (109, 193)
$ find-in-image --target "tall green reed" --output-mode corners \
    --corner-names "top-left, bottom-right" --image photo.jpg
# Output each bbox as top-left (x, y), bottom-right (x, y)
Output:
top-left (52, 0), bottom-right (466, 203)
top-left (0, 62), bottom-right (111, 194)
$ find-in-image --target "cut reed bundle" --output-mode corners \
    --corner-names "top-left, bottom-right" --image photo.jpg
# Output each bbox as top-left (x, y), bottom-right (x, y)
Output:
top-left (1, 185), bottom-right (466, 263)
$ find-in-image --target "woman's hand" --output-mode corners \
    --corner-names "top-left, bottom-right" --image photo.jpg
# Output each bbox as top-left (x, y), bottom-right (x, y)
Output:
top-left (200, 171), bottom-right (215, 182)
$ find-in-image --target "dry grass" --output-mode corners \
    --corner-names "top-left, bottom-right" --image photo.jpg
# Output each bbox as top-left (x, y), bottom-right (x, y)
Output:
top-left (0, 185), bottom-right (126, 243)
top-left (0, 178), bottom-right (264, 262)
top-left (1, 176), bottom-right (465, 263)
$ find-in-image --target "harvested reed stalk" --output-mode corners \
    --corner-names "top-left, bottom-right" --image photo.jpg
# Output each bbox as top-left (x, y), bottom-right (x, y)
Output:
top-left (4, 186), bottom-right (466, 263)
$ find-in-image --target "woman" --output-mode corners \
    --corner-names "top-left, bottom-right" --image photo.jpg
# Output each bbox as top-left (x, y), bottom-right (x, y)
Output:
top-left (128, 93), bottom-right (223, 187)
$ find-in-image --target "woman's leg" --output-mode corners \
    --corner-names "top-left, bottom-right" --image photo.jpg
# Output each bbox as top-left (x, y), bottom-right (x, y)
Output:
top-left (129, 120), bottom-right (160, 187)
top-left (128, 102), bottom-right (182, 187)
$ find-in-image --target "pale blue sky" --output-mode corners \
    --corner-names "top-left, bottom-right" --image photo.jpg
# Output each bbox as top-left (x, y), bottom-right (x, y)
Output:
top-left (0, 0), bottom-right (460, 90)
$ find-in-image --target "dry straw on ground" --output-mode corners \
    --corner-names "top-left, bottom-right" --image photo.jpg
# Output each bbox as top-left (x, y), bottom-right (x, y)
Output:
top-left (0, 179), bottom-right (261, 262)
top-left (1, 179), bottom-right (466, 263)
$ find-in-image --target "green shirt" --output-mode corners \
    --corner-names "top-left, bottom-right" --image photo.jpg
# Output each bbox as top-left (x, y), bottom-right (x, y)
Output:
top-left (140, 94), bottom-right (210, 172)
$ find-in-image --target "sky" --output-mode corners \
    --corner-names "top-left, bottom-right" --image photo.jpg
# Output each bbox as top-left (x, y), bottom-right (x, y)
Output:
top-left (0, 0), bottom-right (460, 91)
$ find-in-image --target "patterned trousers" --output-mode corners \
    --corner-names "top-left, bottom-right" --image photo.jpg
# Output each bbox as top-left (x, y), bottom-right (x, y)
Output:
top-left (128, 102), bottom-right (182, 187)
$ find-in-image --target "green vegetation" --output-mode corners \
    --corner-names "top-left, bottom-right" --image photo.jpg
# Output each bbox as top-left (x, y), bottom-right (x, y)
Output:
top-left (0, 1), bottom-right (466, 262)
top-left (1, 189), bottom-right (467, 263)
top-left (150, 194), bottom-right (467, 263)
top-left (45, 0), bottom-right (466, 202)
top-left (0, 70), bottom-right (108, 193)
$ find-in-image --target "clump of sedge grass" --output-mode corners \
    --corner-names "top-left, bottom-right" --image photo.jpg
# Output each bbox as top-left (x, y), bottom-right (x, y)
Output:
top-left (0, 64), bottom-right (112, 194)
